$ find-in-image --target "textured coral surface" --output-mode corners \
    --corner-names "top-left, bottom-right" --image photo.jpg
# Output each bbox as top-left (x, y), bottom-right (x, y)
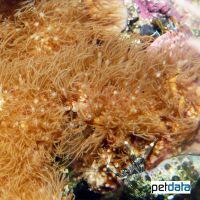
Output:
top-left (0, 0), bottom-right (199, 199)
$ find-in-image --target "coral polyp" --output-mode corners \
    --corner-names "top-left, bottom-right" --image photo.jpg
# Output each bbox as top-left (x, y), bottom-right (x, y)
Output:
top-left (83, 0), bottom-right (128, 32)
top-left (0, 0), bottom-right (199, 199)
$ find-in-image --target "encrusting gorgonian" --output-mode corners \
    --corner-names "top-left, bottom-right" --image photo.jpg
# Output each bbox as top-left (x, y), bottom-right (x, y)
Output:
top-left (0, 0), bottom-right (199, 199)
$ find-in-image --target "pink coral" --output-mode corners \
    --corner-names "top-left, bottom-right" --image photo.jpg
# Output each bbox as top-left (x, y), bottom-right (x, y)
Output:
top-left (134, 0), bottom-right (171, 19)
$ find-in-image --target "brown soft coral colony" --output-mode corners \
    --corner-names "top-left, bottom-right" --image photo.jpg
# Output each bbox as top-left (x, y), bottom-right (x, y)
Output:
top-left (0, 0), bottom-right (199, 199)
